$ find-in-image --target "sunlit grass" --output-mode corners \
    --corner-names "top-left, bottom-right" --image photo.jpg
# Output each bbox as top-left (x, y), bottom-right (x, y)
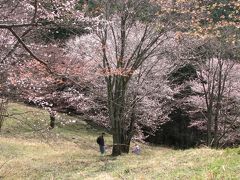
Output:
top-left (0, 103), bottom-right (239, 179)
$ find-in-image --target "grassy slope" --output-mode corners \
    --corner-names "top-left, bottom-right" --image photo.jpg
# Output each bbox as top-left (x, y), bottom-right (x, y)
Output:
top-left (0, 103), bottom-right (239, 180)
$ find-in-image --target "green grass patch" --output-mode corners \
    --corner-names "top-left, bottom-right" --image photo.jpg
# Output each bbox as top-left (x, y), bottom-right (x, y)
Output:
top-left (0, 103), bottom-right (239, 179)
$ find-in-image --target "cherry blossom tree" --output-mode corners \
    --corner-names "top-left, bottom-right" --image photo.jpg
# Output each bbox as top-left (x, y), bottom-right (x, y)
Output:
top-left (191, 42), bottom-right (239, 147)
top-left (1, 0), bottom-right (239, 154)
top-left (64, 0), bottom-right (181, 155)
top-left (171, 33), bottom-right (240, 148)
top-left (160, 0), bottom-right (240, 147)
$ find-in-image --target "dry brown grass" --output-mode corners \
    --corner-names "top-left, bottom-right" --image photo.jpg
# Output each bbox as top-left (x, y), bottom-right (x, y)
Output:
top-left (0, 103), bottom-right (239, 179)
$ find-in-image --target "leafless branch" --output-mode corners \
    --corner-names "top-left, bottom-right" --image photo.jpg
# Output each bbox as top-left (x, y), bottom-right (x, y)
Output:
top-left (8, 28), bottom-right (48, 66)
top-left (0, 23), bottom-right (37, 29)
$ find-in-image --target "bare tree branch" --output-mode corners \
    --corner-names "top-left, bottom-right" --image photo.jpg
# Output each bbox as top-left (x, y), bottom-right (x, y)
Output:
top-left (0, 23), bottom-right (37, 29)
top-left (8, 28), bottom-right (48, 66)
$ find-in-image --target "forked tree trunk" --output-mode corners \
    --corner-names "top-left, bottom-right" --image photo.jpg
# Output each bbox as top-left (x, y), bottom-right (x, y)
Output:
top-left (101, 0), bottom-right (164, 156)
top-left (110, 84), bottom-right (126, 156)
top-left (110, 77), bottom-right (134, 156)
top-left (213, 61), bottom-right (224, 148)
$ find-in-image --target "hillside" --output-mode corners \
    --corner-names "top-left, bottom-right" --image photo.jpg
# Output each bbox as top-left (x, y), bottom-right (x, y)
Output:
top-left (0, 103), bottom-right (239, 179)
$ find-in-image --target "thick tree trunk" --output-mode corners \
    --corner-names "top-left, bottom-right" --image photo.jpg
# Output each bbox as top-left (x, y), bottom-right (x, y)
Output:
top-left (121, 102), bottom-right (136, 154)
top-left (111, 107), bottom-right (124, 156)
top-left (112, 129), bottom-right (130, 155)
top-left (121, 138), bottom-right (131, 153)
top-left (112, 131), bottom-right (122, 156)
top-left (110, 76), bottom-right (128, 156)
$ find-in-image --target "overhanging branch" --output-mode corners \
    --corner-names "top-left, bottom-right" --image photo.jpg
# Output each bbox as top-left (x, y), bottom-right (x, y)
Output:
top-left (1, 28), bottom-right (33, 63)
top-left (0, 23), bottom-right (38, 29)
top-left (8, 28), bottom-right (48, 66)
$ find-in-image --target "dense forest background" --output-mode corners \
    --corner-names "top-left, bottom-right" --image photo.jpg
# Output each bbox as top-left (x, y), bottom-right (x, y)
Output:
top-left (0, 0), bottom-right (239, 155)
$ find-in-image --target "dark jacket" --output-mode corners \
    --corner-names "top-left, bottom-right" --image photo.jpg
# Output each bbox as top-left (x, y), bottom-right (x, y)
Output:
top-left (97, 136), bottom-right (104, 146)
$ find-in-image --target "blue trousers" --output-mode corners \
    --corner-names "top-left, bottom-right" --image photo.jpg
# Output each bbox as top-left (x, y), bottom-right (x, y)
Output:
top-left (99, 145), bottom-right (105, 154)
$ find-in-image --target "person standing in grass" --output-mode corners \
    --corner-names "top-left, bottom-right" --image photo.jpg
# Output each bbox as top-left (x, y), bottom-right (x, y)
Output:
top-left (97, 133), bottom-right (105, 155)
